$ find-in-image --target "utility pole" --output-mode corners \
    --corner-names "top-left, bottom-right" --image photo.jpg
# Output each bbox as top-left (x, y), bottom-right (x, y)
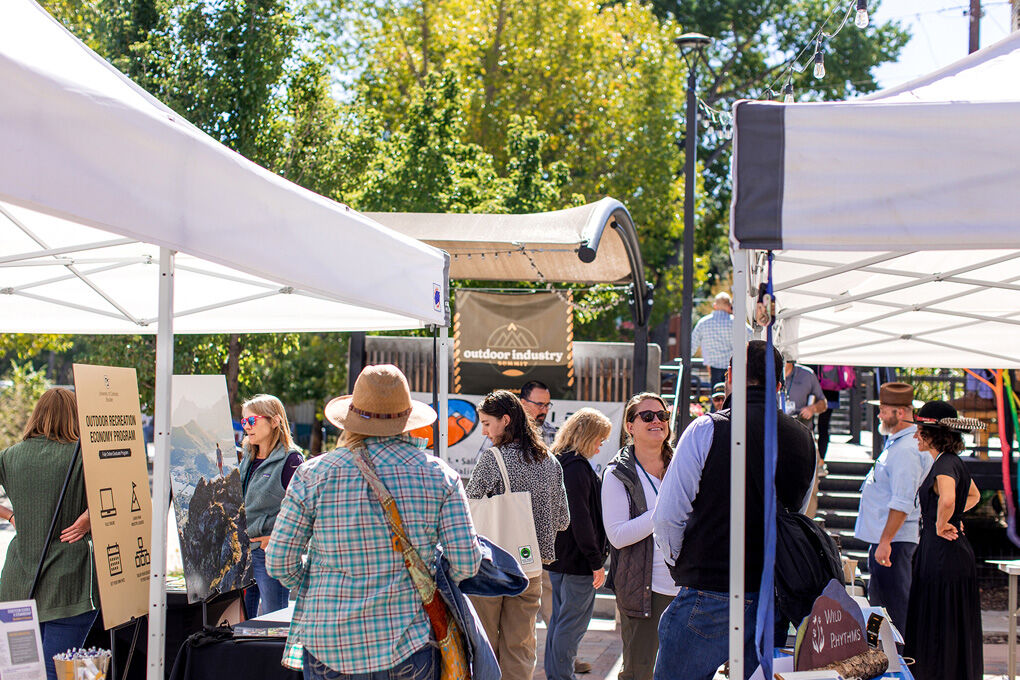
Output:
top-left (969, 0), bottom-right (981, 53)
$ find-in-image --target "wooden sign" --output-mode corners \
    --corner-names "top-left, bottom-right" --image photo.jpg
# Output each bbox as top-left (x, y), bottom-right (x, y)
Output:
top-left (794, 580), bottom-right (867, 671)
top-left (73, 364), bottom-right (153, 629)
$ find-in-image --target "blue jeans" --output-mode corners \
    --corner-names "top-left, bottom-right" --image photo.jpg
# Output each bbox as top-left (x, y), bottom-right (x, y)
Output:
top-left (244, 547), bottom-right (289, 617)
top-left (653, 588), bottom-right (759, 680)
top-left (868, 541), bottom-right (915, 636)
top-left (544, 572), bottom-right (596, 680)
top-left (41, 609), bottom-right (99, 680)
top-left (303, 645), bottom-right (438, 680)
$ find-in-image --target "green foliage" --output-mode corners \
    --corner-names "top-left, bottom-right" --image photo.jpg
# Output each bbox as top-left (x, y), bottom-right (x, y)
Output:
top-left (0, 363), bottom-right (50, 449)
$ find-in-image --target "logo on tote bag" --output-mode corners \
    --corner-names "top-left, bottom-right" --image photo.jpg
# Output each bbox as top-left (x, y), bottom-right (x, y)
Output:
top-left (518, 546), bottom-right (535, 565)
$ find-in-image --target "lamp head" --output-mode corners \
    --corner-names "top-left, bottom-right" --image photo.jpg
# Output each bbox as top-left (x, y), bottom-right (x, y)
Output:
top-left (674, 33), bottom-right (712, 51)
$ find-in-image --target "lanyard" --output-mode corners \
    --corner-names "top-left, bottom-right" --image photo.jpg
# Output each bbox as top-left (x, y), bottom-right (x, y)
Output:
top-left (634, 457), bottom-right (660, 497)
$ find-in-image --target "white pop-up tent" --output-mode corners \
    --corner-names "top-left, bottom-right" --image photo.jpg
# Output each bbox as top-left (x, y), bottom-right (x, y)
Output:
top-left (722, 32), bottom-right (1020, 675)
top-left (1, 1), bottom-right (450, 677)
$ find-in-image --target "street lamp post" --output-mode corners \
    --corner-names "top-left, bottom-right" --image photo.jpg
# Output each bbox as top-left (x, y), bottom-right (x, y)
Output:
top-left (675, 32), bottom-right (711, 434)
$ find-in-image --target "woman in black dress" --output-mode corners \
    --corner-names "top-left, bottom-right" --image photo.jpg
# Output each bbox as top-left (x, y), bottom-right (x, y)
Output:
top-left (904, 400), bottom-right (983, 680)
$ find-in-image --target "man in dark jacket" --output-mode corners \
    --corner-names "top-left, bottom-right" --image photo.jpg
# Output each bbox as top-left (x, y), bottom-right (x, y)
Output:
top-left (544, 446), bottom-right (608, 680)
top-left (651, 340), bottom-right (816, 680)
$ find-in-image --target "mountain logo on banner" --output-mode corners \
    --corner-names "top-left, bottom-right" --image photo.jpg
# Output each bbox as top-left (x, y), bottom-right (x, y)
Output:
top-left (489, 323), bottom-right (538, 350)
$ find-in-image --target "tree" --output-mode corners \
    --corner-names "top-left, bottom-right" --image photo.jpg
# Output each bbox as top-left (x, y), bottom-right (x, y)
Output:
top-left (338, 0), bottom-right (692, 331)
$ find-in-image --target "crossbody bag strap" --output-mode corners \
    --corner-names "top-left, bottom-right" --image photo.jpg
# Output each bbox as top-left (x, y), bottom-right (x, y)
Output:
top-left (487, 446), bottom-right (512, 495)
top-left (349, 445), bottom-right (436, 603)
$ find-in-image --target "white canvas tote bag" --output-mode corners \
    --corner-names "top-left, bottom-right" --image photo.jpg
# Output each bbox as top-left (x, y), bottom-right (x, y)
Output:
top-left (468, 447), bottom-right (543, 578)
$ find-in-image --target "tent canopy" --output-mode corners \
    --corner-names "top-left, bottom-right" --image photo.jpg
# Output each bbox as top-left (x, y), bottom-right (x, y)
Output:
top-left (1, 0), bottom-right (448, 334)
top-left (367, 197), bottom-right (644, 302)
top-left (730, 31), bottom-right (1020, 368)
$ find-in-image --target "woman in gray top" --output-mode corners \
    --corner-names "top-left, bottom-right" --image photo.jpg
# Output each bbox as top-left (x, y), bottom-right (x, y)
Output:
top-left (466, 390), bottom-right (569, 680)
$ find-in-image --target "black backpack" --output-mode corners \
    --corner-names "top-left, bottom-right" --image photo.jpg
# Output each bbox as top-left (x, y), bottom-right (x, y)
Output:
top-left (775, 505), bottom-right (844, 625)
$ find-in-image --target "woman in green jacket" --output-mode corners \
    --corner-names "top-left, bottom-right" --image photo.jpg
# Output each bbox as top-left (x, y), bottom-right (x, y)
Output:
top-left (0, 388), bottom-right (97, 680)
top-left (237, 394), bottom-right (304, 616)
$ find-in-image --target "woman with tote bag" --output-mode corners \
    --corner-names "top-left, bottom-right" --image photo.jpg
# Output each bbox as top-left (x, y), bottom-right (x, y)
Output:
top-left (466, 390), bottom-right (570, 680)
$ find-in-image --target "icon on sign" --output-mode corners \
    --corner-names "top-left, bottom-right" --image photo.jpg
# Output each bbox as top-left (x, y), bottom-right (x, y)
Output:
top-left (518, 546), bottom-right (535, 565)
top-left (134, 537), bottom-right (150, 568)
top-left (103, 375), bottom-right (111, 389)
top-left (130, 482), bottom-right (141, 512)
top-left (99, 488), bottom-right (117, 518)
top-left (107, 543), bottom-right (123, 576)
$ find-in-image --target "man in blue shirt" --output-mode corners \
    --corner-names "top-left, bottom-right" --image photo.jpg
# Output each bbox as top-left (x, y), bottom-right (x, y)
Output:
top-left (651, 341), bottom-right (816, 680)
top-left (691, 292), bottom-right (753, 386)
top-left (854, 382), bottom-right (930, 635)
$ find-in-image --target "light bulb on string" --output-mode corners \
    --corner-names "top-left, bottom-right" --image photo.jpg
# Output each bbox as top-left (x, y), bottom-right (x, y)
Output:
top-left (813, 46), bottom-right (826, 79)
top-left (783, 82), bottom-right (794, 104)
top-left (855, 0), bottom-right (869, 28)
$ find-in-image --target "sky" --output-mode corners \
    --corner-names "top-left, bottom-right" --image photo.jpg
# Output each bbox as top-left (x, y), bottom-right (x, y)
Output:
top-left (872, 0), bottom-right (1013, 88)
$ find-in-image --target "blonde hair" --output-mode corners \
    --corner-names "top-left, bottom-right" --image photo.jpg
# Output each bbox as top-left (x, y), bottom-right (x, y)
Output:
top-left (622, 392), bottom-right (673, 467)
top-left (241, 394), bottom-right (294, 457)
top-left (552, 408), bottom-right (612, 458)
top-left (22, 388), bottom-right (79, 444)
top-left (339, 430), bottom-right (370, 450)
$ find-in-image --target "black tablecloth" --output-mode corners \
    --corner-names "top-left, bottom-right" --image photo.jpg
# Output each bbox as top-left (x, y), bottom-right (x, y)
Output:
top-left (168, 630), bottom-right (301, 680)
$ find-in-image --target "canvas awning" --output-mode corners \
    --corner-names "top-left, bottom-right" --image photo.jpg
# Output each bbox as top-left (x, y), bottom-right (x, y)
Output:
top-left (729, 31), bottom-right (1020, 368)
top-left (368, 198), bottom-right (642, 288)
top-left (1, 0), bottom-right (449, 333)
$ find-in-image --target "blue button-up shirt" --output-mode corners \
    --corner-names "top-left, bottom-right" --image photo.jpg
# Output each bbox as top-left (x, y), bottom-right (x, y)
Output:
top-left (854, 425), bottom-right (932, 544)
top-left (691, 310), bottom-right (753, 370)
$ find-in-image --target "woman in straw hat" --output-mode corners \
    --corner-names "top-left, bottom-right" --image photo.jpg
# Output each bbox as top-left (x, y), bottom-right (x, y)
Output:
top-left (903, 400), bottom-right (983, 680)
top-left (266, 365), bottom-right (482, 680)
top-left (237, 393), bottom-right (304, 617)
top-left (466, 390), bottom-right (570, 680)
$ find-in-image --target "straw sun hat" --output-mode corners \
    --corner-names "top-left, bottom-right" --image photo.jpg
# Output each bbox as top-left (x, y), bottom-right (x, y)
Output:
top-left (324, 364), bottom-right (437, 436)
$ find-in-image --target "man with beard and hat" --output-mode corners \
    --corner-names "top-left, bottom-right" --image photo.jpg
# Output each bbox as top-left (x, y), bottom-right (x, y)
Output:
top-left (854, 382), bottom-right (930, 635)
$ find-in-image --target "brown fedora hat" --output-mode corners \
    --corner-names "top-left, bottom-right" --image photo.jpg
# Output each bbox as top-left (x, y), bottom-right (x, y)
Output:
top-left (324, 364), bottom-right (436, 437)
top-left (865, 382), bottom-right (924, 409)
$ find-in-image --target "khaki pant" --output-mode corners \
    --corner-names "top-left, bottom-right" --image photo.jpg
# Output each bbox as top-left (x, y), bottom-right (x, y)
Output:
top-left (539, 570), bottom-right (553, 624)
top-left (470, 575), bottom-right (543, 680)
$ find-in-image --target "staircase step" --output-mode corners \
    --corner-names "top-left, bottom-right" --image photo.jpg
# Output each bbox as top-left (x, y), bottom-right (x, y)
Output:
top-left (816, 491), bottom-right (862, 510)
top-left (819, 475), bottom-right (865, 492)
top-left (814, 509), bottom-right (859, 530)
top-left (832, 530), bottom-right (869, 553)
top-left (823, 460), bottom-right (874, 476)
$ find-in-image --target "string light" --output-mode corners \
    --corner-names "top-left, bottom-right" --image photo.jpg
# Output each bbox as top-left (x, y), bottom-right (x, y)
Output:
top-left (855, 0), bottom-right (870, 28)
top-left (783, 82), bottom-right (795, 103)
top-left (812, 38), bottom-right (826, 79)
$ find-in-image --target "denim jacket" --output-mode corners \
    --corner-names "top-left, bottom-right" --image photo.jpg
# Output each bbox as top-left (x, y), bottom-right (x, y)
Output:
top-left (434, 536), bottom-right (528, 680)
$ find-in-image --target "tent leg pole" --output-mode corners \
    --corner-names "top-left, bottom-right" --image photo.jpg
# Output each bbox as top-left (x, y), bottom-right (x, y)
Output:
top-left (633, 323), bottom-right (648, 394)
top-left (729, 248), bottom-right (748, 676)
top-left (147, 248), bottom-right (174, 680)
top-left (438, 326), bottom-right (450, 462)
top-left (348, 332), bottom-right (367, 393)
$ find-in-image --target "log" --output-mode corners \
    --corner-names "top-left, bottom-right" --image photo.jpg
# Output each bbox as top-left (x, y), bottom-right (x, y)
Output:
top-left (820, 647), bottom-right (888, 679)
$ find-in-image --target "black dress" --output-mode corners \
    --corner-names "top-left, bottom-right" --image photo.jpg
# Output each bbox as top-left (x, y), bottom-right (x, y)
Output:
top-left (904, 451), bottom-right (982, 679)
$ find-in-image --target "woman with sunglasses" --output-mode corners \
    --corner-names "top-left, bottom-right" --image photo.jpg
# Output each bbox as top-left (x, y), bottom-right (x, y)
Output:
top-left (601, 393), bottom-right (678, 680)
top-left (238, 394), bottom-right (304, 616)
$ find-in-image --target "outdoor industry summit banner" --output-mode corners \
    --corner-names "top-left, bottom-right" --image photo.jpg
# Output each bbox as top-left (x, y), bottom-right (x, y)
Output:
top-left (454, 290), bottom-right (574, 397)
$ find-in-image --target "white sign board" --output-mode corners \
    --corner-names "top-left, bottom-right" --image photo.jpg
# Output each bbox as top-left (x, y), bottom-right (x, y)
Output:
top-left (0, 600), bottom-right (45, 680)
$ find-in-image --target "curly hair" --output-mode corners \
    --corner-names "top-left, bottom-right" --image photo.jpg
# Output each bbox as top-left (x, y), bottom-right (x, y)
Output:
top-left (479, 390), bottom-right (548, 463)
top-left (917, 426), bottom-right (965, 455)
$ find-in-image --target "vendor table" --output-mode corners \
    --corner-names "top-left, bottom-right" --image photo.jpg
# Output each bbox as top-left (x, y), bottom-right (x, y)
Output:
top-left (764, 648), bottom-right (915, 679)
top-left (168, 633), bottom-right (299, 680)
top-left (993, 559), bottom-right (1020, 680)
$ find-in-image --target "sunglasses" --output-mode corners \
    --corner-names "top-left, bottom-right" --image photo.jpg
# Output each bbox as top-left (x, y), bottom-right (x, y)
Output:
top-left (631, 409), bottom-right (670, 423)
top-left (240, 415), bottom-right (272, 428)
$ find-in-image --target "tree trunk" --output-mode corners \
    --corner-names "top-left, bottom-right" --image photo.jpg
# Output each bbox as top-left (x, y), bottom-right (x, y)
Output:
top-left (309, 416), bottom-right (323, 456)
top-left (225, 334), bottom-right (242, 418)
top-left (821, 648), bottom-right (888, 678)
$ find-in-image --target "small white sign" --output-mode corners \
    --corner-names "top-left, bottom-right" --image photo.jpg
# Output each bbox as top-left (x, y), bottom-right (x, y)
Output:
top-left (0, 600), bottom-right (46, 680)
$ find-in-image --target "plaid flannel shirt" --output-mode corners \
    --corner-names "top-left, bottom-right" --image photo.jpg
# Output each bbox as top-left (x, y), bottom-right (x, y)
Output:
top-left (266, 435), bottom-right (482, 672)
